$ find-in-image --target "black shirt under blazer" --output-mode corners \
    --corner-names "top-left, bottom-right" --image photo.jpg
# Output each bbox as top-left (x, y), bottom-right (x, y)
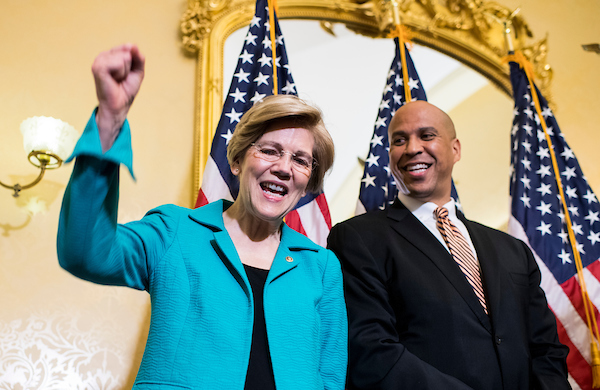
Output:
top-left (327, 199), bottom-right (570, 390)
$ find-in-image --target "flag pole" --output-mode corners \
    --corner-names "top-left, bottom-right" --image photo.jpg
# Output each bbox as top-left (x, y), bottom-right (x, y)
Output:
top-left (390, 0), bottom-right (411, 103)
top-left (504, 26), bottom-right (600, 388)
top-left (268, 0), bottom-right (278, 95)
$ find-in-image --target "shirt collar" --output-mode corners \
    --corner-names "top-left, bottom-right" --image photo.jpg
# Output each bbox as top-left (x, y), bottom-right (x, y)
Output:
top-left (397, 193), bottom-right (457, 222)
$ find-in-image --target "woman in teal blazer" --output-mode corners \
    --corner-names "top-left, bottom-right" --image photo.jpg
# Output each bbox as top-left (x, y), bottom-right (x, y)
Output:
top-left (57, 44), bottom-right (347, 389)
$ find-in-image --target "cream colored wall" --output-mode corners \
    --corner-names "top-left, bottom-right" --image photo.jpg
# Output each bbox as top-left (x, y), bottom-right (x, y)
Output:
top-left (0, 0), bottom-right (598, 388)
top-left (0, 1), bottom-right (195, 387)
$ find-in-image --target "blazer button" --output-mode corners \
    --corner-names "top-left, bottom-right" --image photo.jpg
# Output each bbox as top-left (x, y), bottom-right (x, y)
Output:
top-left (496, 336), bottom-right (502, 345)
top-left (285, 256), bottom-right (293, 262)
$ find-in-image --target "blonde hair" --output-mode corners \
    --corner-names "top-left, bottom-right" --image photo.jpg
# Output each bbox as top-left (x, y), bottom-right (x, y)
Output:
top-left (227, 95), bottom-right (334, 193)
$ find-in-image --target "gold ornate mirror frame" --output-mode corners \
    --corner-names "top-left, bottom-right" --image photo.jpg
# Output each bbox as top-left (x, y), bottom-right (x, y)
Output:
top-left (180, 0), bottom-right (552, 201)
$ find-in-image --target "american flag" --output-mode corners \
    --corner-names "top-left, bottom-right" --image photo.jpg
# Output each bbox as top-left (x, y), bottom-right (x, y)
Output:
top-left (356, 38), bottom-right (427, 214)
top-left (507, 59), bottom-right (600, 390)
top-left (356, 38), bottom-right (459, 214)
top-left (194, 0), bottom-right (332, 246)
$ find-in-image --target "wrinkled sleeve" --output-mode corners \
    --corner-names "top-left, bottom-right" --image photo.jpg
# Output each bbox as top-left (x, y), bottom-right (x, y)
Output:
top-left (57, 109), bottom-right (177, 291)
top-left (318, 249), bottom-right (348, 389)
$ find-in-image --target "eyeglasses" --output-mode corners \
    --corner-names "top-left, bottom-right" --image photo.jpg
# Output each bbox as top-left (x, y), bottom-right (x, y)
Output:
top-left (250, 143), bottom-right (317, 176)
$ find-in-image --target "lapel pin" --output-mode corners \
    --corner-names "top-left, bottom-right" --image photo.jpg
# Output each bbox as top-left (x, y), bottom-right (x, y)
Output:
top-left (285, 256), bottom-right (293, 263)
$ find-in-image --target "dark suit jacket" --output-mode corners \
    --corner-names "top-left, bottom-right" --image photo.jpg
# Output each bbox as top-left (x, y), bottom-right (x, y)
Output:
top-left (327, 199), bottom-right (570, 390)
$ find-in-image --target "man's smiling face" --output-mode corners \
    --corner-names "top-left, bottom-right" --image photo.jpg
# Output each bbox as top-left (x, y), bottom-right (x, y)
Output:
top-left (388, 101), bottom-right (461, 207)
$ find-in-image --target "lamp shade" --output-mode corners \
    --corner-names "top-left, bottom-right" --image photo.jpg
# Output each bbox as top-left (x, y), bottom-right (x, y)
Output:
top-left (20, 116), bottom-right (79, 162)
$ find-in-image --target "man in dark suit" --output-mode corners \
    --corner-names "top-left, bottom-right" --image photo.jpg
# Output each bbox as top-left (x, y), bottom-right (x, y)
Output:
top-left (327, 101), bottom-right (570, 389)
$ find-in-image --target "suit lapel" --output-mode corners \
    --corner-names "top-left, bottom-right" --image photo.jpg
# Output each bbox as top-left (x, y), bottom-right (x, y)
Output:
top-left (388, 200), bottom-right (491, 332)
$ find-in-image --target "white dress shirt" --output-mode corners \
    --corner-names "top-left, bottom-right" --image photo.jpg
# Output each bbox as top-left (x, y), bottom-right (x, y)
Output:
top-left (397, 193), bottom-right (479, 261)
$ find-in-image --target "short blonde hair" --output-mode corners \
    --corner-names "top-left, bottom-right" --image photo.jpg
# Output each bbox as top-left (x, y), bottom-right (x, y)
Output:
top-left (227, 95), bottom-right (334, 193)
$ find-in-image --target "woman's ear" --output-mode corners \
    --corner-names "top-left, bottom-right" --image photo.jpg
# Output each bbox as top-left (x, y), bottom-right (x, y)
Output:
top-left (231, 160), bottom-right (240, 176)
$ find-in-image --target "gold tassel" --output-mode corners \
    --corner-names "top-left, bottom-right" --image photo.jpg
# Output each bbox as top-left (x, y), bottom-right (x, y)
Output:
top-left (592, 342), bottom-right (600, 389)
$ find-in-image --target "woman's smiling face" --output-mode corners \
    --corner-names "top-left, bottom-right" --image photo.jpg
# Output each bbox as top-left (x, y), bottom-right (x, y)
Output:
top-left (232, 120), bottom-right (315, 224)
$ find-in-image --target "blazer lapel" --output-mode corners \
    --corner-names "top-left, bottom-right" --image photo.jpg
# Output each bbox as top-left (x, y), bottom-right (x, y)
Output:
top-left (188, 200), bottom-right (251, 298)
top-left (266, 224), bottom-right (319, 284)
top-left (388, 200), bottom-right (492, 332)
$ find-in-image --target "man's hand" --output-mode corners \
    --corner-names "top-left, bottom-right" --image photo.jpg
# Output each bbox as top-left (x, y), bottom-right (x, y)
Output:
top-left (92, 44), bottom-right (145, 152)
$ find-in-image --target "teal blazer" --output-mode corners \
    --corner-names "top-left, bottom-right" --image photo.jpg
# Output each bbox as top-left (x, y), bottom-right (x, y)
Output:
top-left (57, 112), bottom-right (348, 389)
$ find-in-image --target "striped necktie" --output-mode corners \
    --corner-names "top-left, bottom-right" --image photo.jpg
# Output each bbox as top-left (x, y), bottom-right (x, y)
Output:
top-left (434, 206), bottom-right (488, 314)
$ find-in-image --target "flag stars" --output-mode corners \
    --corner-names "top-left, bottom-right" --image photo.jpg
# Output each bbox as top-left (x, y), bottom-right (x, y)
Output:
top-left (542, 106), bottom-right (553, 118)
top-left (261, 37), bottom-right (272, 49)
top-left (571, 222), bottom-right (584, 236)
top-left (522, 123), bottom-right (533, 136)
top-left (562, 166), bottom-right (577, 181)
top-left (585, 211), bottom-right (599, 225)
top-left (537, 130), bottom-right (546, 143)
top-left (383, 83), bottom-right (393, 94)
top-left (588, 231), bottom-right (600, 245)
top-left (537, 221), bottom-right (552, 236)
top-left (558, 249), bottom-right (571, 264)
top-left (281, 80), bottom-right (296, 94)
top-left (221, 129), bottom-right (233, 144)
top-left (229, 88), bottom-right (246, 103)
top-left (362, 173), bottom-right (376, 188)
top-left (561, 147), bottom-right (575, 161)
top-left (565, 186), bottom-right (578, 199)
top-left (392, 92), bottom-right (402, 105)
top-left (254, 72), bottom-right (270, 86)
top-left (250, 15), bottom-right (261, 27)
top-left (536, 165), bottom-right (551, 178)
top-left (523, 107), bottom-right (533, 119)
top-left (245, 32), bottom-right (258, 46)
top-left (375, 117), bottom-right (387, 129)
top-left (225, 108), bottom-right (243, 124)
top-left (536, 201), bottom-right (552, 216)
top-left (536, 147), bottom-right (550, 160)
top-left (239, 49), bottom-right (253, 64)
top-left (365, 153), bottom-right (381, 167)
top-left (234, 69), bottom-right (251, 83)
top-left (521, 157), bottom-right (532, 171)
top-left (537, 183), bottom-right (552, 197)
top-left (583, 190), bottom-right (598, 204)
top-left (394, 75), bottom-right (403, 86)
top-left (520, 194), bottom-right (531, 208)
top-left (408, 78), bottom-right (420, 90)
top-left (521, 140), bottom-right (532, 153)
top-left (257, 53), bottom-right (272, 67)
top-left (250, 91), bottom-right (267, 104)
top-left (371, 134), bottom-right (384, 148)
top-left (379, 99), bottom-right (391, 111)
top-left (520, 176), bottom-right (531, 190)
top-left (567, 204), bottom-right (579, 217)
top-left (558, 229), bottom-right (568, 244)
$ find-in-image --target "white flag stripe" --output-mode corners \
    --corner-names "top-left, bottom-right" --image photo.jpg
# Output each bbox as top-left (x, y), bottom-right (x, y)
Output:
top-left (583, 266), bottom-right (600, 310)
top-left (296, 201), bottom-right (329, 247)
top-left (201, 157), bottom-right (234, 203)
top-left (568, 375), bottom-right (582, 390)
top-left (509, 216), bottom-right (593, 363)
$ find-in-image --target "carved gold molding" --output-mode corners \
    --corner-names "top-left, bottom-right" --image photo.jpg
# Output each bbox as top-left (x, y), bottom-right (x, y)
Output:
top-left (180, 0), bottom-right (552, 202)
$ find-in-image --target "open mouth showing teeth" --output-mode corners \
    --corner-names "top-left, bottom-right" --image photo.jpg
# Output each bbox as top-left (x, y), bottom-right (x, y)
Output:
top-left (405, 163), bottom-right (430, 173)
top-left (261, 182), bottom-right (287, 197)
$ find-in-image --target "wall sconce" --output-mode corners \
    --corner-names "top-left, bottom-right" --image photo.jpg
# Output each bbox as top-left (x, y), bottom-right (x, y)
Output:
top-left (0, 116), bottom-right (79, 197)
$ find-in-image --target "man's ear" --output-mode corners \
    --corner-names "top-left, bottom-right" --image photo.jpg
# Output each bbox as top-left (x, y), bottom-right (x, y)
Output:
top-left (452, 138), bottom-right (461, 164)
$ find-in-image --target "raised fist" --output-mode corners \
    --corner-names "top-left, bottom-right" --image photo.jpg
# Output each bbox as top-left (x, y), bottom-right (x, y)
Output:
top-left (92, 44), bottom-right (145, 152)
